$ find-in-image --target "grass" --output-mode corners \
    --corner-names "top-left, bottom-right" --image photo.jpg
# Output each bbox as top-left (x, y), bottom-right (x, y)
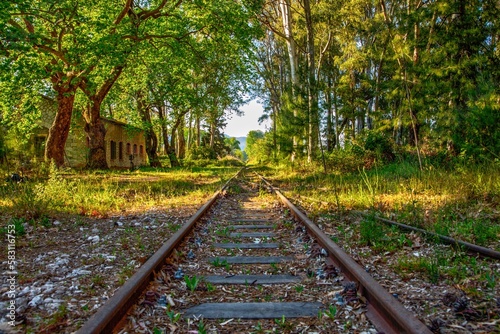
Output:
top-left (259, 161), bottom-right (499, 248)
top-left (257, 161), bottom-right (499, 294)
top-left (0, 166), bottom-right (239, 220)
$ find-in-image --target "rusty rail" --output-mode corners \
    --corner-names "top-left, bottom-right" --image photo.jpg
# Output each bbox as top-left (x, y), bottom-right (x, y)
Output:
top-left (259, 175), bottom-right (432, 334)
top-left (76, 170), bottom-right (242, 334)
top-left (352, 210), bottom-right (500, 260)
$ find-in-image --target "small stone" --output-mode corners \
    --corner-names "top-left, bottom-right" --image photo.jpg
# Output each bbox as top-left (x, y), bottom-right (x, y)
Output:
top-left (87, 236), bottom-right (100, 243)
top-left (105, 255), bottom-right (116, 262)
top-left (91, 228), bottom-right (99, 234)
top-left (194, 237), bottom-right (202, 247)
top-left (19, 287), bottom-right (31, 297)
top-left (28, 295), bottom-right (43, 307)
top-left (335, 293), bottom-right (345, 306)
top-left (46, 302), bottom-right (61, 310)
top-left (53, 220), bottom-right (61, 226)
top-left (174, 268), bottom-right (184, 279)
top-left (157, 295), bottom-right (167, 309)
top-left (316, 268), bottom-right (326, 279)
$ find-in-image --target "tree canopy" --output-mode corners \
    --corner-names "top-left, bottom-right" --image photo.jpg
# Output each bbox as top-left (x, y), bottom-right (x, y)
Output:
top-left (1, 0), bottom-right (498, 169)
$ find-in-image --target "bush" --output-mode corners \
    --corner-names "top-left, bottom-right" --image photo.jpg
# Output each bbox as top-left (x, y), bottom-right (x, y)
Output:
top-left (8, 162), bottom-right (77, 219)
top-left (183, 158), bottom-right (212, 168)
top-left (326, 145), bottom-right (375, 173)
top-left (215, 156), bottom-right (245, 167)
top-left (186, 146), bottom-right (217, 160)
top-left (362, 131), bottom-right (395, 162)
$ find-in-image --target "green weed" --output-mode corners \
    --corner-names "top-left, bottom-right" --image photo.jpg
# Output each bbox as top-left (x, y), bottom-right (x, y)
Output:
top-left (323, 305), bottom-right (337, 319)
top-left (197, 319), bottom-right (207, 334)
top-left (166, 309), bottom-right (181, 323)
top-left (184, 275), bottom-right (202, 292)
top-left (0, 217), bottom-right (26, 237)
top-left (274, 315), bottom-right (292, 330)
top-left (359, 216), bottom-right (385, 247)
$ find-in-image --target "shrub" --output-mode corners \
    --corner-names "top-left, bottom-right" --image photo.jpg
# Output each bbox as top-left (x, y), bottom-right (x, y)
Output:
top-left (362, 131), bottom-right (395, 162)
top-left (186, 146), bottom-right (217, 160)
top-left (215, 156), bottom-right (244, 167)
top-left (326, 145), bottom-right (374, 173)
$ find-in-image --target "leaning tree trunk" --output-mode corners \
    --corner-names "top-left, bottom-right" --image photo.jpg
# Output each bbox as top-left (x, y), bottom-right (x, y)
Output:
top-left (45, 79), bottom-right (78, 167)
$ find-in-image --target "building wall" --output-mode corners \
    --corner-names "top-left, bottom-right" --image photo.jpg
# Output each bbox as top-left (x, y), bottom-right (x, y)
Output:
top-left (104, 120), bottom-right (147, 168)
top-left (36, 97), bottom-right (147, 168)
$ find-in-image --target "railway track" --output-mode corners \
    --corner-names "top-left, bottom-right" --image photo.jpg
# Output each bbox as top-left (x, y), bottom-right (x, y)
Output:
top-left (76, 170), bottom-right (434, 333)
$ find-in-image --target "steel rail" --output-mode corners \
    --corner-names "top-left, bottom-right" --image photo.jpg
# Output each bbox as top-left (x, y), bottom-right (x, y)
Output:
top-left (259, 175), bottom-right (432, 334)
top-left (352, 210), bottom-right (500, 260)
top-left (76, 169), bottom-right (242, 334)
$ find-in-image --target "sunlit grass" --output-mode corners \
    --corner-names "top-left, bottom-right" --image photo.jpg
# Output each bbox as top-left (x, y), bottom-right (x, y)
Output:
top-left (257, 161), bottom-right (500, 246)
top-left (0, 166), bottom-right (239, 219)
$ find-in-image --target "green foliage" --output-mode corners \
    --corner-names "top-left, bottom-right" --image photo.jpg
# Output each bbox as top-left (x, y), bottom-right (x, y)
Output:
top-left (359, 216), bottom-right (386, 247)
top-left (394, 256), bottom-right (441, 284)
top-left (325, 144), bottom-right (373, 173)
top-left (186, 146), bottom-right (217, 161)
top-left (362, 131), bottom-right (395, 162)
top-left (0, 217), bottom-right (26, 237)
top-left (216, 156), bottom-right (245, 167)
top-left (245, 130), bottom-right (274, 164)
top-left (255, 0), bottom-right (499, 164)
top-left (323, 305), bottom-right (338, 319)
top-left (166, 309), bottom-right (182, 323)
top-left (184, 275), bottom-right (202, 292)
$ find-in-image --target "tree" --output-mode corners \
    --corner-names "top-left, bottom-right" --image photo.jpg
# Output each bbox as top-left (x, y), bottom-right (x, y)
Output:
top-left (253, 0), bottom-right (499, 164)
top-left (1, 0), bottom-right (263, 168)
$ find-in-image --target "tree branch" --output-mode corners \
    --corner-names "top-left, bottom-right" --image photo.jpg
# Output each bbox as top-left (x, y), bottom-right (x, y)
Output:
top-left (114, 0), bottom-right (133, 25)
top-left (137, 0), bottom-right (183, 21)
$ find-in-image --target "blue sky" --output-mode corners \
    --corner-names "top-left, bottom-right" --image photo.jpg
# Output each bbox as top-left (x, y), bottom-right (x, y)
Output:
top-left (224, 99), bottom-right (269, 137)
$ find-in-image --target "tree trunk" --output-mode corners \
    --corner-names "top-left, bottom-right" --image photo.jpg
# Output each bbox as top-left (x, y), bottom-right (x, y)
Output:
top-left (168, 115), bottom-right (182, 167)
top-left (304, 0), bottom-right (318, 163)
top-left (186, 111), bottom-right (193, 150)
top-left (177, 115), bottom-right (186, 159)
top-left (209, 122), bottom-right (215, 148)
top-left (80, 66), bottom-right (124, 169)
top-left (83, 100), bottom-right (108, 169)
top-left (138, 94), bottom-right (162, 167)
top-left (325, 73), bottom-right (334, 152)
top-left (157, 104), bottom-right (169, 155)
top-left (167, 124), bottom-right (180, 167)
top-left (196, 114), bottom-right (201, 147)
top-left (280, 0), bottom-right (299, 162)
top-left (45, 84), bottom-right (77, 167)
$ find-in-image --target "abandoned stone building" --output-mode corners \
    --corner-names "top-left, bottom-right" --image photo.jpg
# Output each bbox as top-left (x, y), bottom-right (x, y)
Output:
top-left (34, 96), bottom-right (147, 168)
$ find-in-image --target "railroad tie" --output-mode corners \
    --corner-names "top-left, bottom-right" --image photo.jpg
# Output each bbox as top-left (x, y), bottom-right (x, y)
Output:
top-left (184, 302), bottom-right (323, 319)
